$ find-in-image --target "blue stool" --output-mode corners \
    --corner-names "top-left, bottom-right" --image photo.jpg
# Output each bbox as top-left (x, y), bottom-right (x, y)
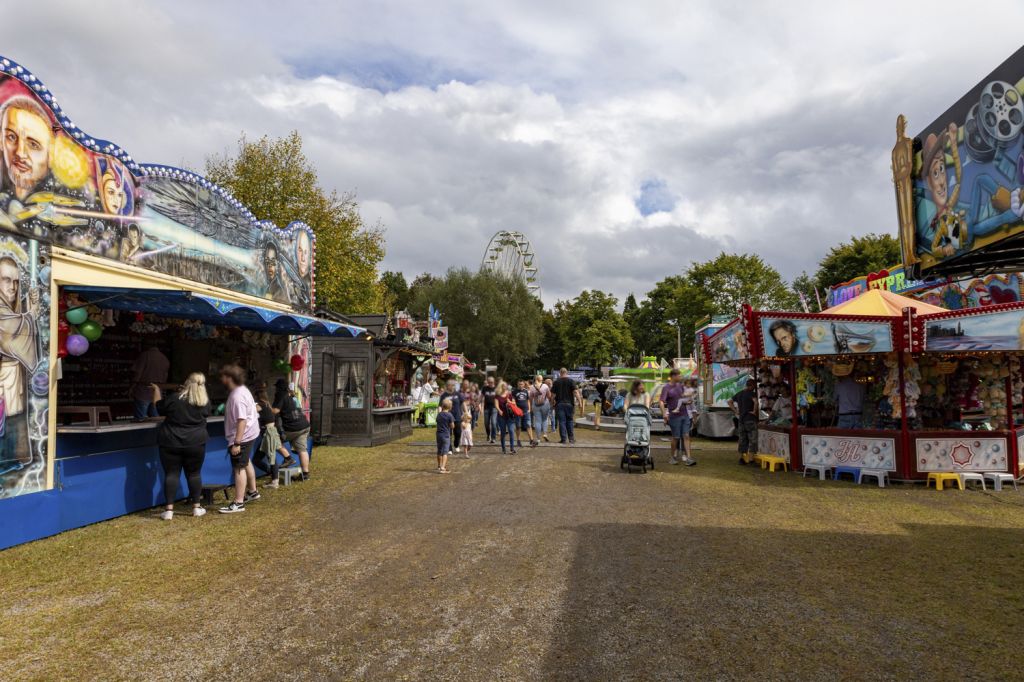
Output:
top-left (833, 465), bottom-right (861, 483)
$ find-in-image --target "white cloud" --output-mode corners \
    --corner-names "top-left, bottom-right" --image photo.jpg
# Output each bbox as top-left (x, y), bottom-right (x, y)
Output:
top-left (8, 0), bottom-right (1024, 307)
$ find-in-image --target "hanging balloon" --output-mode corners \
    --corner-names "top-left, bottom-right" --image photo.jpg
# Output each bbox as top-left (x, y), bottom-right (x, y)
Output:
top-left (66, 334), bottom-right (89, 356)
top-left (79, 319), bottom-right (103, 342)
top-left (65, 307), bottom-right (88, 325)
top-left (290, 354), bottom-right (305, 371)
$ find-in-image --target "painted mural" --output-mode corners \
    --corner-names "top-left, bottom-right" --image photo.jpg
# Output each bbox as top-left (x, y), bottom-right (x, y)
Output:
top-left (0, 58), bottom-right (315, 311)
top-left (801, 435), bottom-right (897, 471)
top-left (908, 46), bottom-right (1024, 275)
top-left (760, 317), bottom-right (894, 357)
top-left (708, 319), bottom-right (750, 363)
top-left (915, 437), bottom-right (1007, 472)
top-left (0, 234), bottom-right (49, 499)
top-left (758, 429), bottom-right (790, 463)
top-left (925, 308), bottom-right (1024, 352)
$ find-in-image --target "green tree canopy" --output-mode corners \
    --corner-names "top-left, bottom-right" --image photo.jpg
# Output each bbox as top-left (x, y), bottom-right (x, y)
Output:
top-left (813, 233), bottom-right (901, 291)
top-left (380, 270), bottom-right (409, 315)
top-left (553, 290), bottom-right (634, 368)
top-left (409, 268), bottom-right (542, 377)
top-left (206, 131), bottom-right (386, 314)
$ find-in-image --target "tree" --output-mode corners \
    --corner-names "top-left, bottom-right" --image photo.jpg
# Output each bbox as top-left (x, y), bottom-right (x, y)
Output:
top-left (206, 131), bottom-right (386, 314)
top-left (813, 233), bottom-right (900, 291)
top-left (380, 270), bottom-right (409, 315)
top-left (533, 309), bottom-right (565, 374)
top-left (409, 268), bottom-right (542, 377)
top-left (554, 290), bottom-right (634, 368)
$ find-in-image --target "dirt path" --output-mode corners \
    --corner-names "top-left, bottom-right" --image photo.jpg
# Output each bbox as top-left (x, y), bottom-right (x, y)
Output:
top-left (2, 432), bottom-right (1024, 680)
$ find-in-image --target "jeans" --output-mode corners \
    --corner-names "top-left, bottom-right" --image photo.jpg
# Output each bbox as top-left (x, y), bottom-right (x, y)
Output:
top-left (483, 407), bottom-right (497, 440)
top-left (499, 415), bottom-right (516, 451)
top-left (436, 434), bottom-right (451, 455)
top-left (533, 403), bottom-right (551, 436)
top-left (837, 414), bottom-right (862, 429)
top-left (737, 419), bottom-right (758, 454)
top-left (556, 402), bottom-right (575, 442)
top-left (133, 399), bottom-right (158, 420)
top-left (159, 445), bottom-right (205, 505)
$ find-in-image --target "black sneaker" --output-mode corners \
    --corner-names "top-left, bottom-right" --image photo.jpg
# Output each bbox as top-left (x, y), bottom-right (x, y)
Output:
top-left (244, 490), bottom-right (261, 502)
top-left (300, 472), bottom-right (310, 481)
top-left (569, 439), bottom-right (576, 445)
top-left (510, 449), bottom-right (517, 455)
top-left (281, 456), bottom-right (297, 468)
top-left (218, 501), bottom-right (246, 514)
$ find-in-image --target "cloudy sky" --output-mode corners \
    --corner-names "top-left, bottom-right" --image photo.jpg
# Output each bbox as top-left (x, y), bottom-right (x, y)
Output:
top-left (8, 1), bottom-right (1024, 305)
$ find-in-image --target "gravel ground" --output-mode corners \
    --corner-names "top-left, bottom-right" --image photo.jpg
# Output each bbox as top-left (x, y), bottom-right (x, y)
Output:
top-left (2, 429), bottom-right (1024, 681)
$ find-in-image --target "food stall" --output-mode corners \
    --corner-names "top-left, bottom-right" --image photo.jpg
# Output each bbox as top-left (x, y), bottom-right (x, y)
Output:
top-left (704, 289), bottom-right (1023, 481)
top-left (310, 314), bottom-right (433, 446)
top-left (0, 55), bottom-right (365, 549)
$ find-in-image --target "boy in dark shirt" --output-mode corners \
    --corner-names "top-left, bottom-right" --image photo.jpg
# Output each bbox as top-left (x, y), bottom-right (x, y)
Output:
top-left (513, 380), bottom-right (534, 447)
top-left (436, 398), bottom-right (454, 473)
top-left (728, 379), bottom-right (759, 465)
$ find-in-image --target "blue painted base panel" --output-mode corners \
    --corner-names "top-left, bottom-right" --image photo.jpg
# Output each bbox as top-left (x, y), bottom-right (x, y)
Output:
top-left (0, 426), bottom-right (311, 551)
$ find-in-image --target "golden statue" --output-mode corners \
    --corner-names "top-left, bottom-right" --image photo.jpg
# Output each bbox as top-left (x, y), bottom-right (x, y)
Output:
top-left (892, 114), bottom-right (917, 269)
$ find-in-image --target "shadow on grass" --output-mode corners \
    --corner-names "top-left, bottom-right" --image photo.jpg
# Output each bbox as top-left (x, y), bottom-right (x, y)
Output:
top-left (542, 522), bottom-right (1023, 680)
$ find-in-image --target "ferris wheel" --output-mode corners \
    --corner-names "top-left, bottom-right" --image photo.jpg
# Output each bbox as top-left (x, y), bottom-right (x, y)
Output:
top-left (480, 230), bottom-right (540, 296)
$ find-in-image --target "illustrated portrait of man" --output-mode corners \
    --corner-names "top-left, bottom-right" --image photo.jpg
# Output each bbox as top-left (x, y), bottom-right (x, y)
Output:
top-left (1, 95), bottom-right (55, 202)
top-left (296, 230), bottom-right (311, 278)
top-left (768, 319), bottom-right (799, 356)
top-left (0, 248), bottom-right (39, 469)
top-left (262, 241), bottom-right (292, 304)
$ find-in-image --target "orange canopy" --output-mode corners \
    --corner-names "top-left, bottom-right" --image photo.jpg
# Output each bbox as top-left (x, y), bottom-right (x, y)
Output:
top-left (822, 289), bottom-right (946, 317)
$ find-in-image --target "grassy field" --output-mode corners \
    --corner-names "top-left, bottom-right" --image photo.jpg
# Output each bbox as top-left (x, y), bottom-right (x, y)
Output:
top-left (1, 429), bottom-right (1023, 680)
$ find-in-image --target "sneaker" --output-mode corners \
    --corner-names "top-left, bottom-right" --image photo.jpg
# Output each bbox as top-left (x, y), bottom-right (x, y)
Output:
top-left (300, 472), bottom-right (310, 482)
top-left (192, 506), bottom-right (207, 518)
top-left (218, 502), bottom-right (246, 514)
top-left (542, 434), bottom-right (549, 442)
top-left (501, 448), bottom-right (507, 454)
top-left (685, 459), bottom-right (698, 467)
top-left (159, 510), bottom-right (173, 521)
top-left (670, 457), bottom-right (680, 465)
top-left (265, 480), bottom-right (280, 489)
top-left (569, 439), bottom-right (576, 445)
top-left (454, 447), bottom-right (461, 453)
top-left (510, 449), bottom-right (517, 455)
top-left (244, 490), bottom-right (261, 503)
top-left (280, 456), bottom-right (297, 468)
top-left (464, 452), bottom-right (471, 459)
top-left (558, 440), bottom-right (567, 444)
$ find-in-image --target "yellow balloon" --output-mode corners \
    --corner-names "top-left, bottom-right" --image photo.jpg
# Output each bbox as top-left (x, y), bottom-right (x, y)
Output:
top-left (51, 133), bottom-right (91, 189)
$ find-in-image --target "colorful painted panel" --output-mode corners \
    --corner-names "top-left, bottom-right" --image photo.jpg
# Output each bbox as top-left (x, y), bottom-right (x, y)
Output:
top-left (924, 308), bottom-right (1024, 352)
top-left (1017, 431), bottom-right (1024, 473)
top-left (0, 235), bottom-right (49, 499)
top-left (801, 435), bottom-right (897, 471)
top-left (907, 46), bottom-right (1024, 276)
top-left (708, 319), bottom-right (750, 363)
top-left (826, 265), bottom-right (934, 307)
top-left (758, 429), bottom-right (790, 463)
top-left (0, 57), bottom-right (314, 311)
top-left (760, 317), bottom-right (893, 357)
top-left (915, 437), bottom-right (1007, 472)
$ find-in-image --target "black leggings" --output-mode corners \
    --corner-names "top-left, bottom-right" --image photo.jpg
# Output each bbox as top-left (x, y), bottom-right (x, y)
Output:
top-left (159, 445), bottom-right (205, 505)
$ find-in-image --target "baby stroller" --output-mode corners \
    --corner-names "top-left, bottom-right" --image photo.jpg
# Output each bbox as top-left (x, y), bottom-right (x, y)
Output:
top-left (620, 403), bottom-right (654, 473)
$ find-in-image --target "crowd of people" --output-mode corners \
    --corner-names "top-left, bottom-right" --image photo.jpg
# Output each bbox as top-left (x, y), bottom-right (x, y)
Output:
top-left (154, 364), bottom-right (311, 519)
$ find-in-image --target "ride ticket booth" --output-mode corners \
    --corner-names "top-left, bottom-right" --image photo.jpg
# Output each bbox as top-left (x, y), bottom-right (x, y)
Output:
top-left (0, 54), bottom-right (364, 549)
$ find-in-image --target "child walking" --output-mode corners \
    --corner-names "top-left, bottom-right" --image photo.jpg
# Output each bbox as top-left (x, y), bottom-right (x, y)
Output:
top-left (436, 398), bottom-right (454, 473)
top-left (460, 409), bottom-right (473, 458)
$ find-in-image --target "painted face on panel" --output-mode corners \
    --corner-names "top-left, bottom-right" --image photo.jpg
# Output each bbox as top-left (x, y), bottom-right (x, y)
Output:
top-left (101, 170), bottom-right (125, 214)
top-left (0, 257), bottom-right (19, 309)
top-left (2, 103), bottom-right (52, 199)
top-left (296, 231), bottom-right (311, 278)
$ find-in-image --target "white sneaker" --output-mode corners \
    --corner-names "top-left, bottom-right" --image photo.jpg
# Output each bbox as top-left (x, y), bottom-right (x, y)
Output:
top-left (160, 510), bottom-right (173, 521)
top-left (192, 506), bottom-right (207, 518)
top-left (454, 447), bottom-right (461, 453)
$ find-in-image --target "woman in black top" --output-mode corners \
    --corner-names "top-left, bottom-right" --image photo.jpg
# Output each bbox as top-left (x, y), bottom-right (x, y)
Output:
top-left (273, 378), bottom-right (310, 479)
top-left (153, 373), bottom-right (211, 520)
top-left (252, 381), bottom-right (284, 488)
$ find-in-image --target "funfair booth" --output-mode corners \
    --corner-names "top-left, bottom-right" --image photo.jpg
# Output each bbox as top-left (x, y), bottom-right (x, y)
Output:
top-left (0, 56), bottom-right (365, 550)
top-left (704, 289), bottom-right (1024, 482)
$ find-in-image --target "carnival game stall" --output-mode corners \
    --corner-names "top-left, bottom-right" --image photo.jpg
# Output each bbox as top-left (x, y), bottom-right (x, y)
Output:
top-left (0, 55), bottom-right (366, 550)
top-left (703, 290), bottom-right (1021, 482)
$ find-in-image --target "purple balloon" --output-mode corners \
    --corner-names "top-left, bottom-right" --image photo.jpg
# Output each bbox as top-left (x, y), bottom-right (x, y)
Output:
top-left (66, 334), bottom-right (89, 356)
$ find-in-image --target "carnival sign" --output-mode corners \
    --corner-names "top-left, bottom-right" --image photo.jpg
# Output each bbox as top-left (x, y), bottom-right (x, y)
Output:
top-left (760, 317), bottom-right (893, 357)
top-left (801, 435), bottom-right (897, 471)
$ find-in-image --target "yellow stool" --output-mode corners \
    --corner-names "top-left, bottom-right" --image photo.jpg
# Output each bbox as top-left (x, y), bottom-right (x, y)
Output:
top-left (751, 453), bottom-right (766, 467)
top-left (927, 472), bottom-right (963, 491)
top-left (760, 455), bottom-right (788, 472)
